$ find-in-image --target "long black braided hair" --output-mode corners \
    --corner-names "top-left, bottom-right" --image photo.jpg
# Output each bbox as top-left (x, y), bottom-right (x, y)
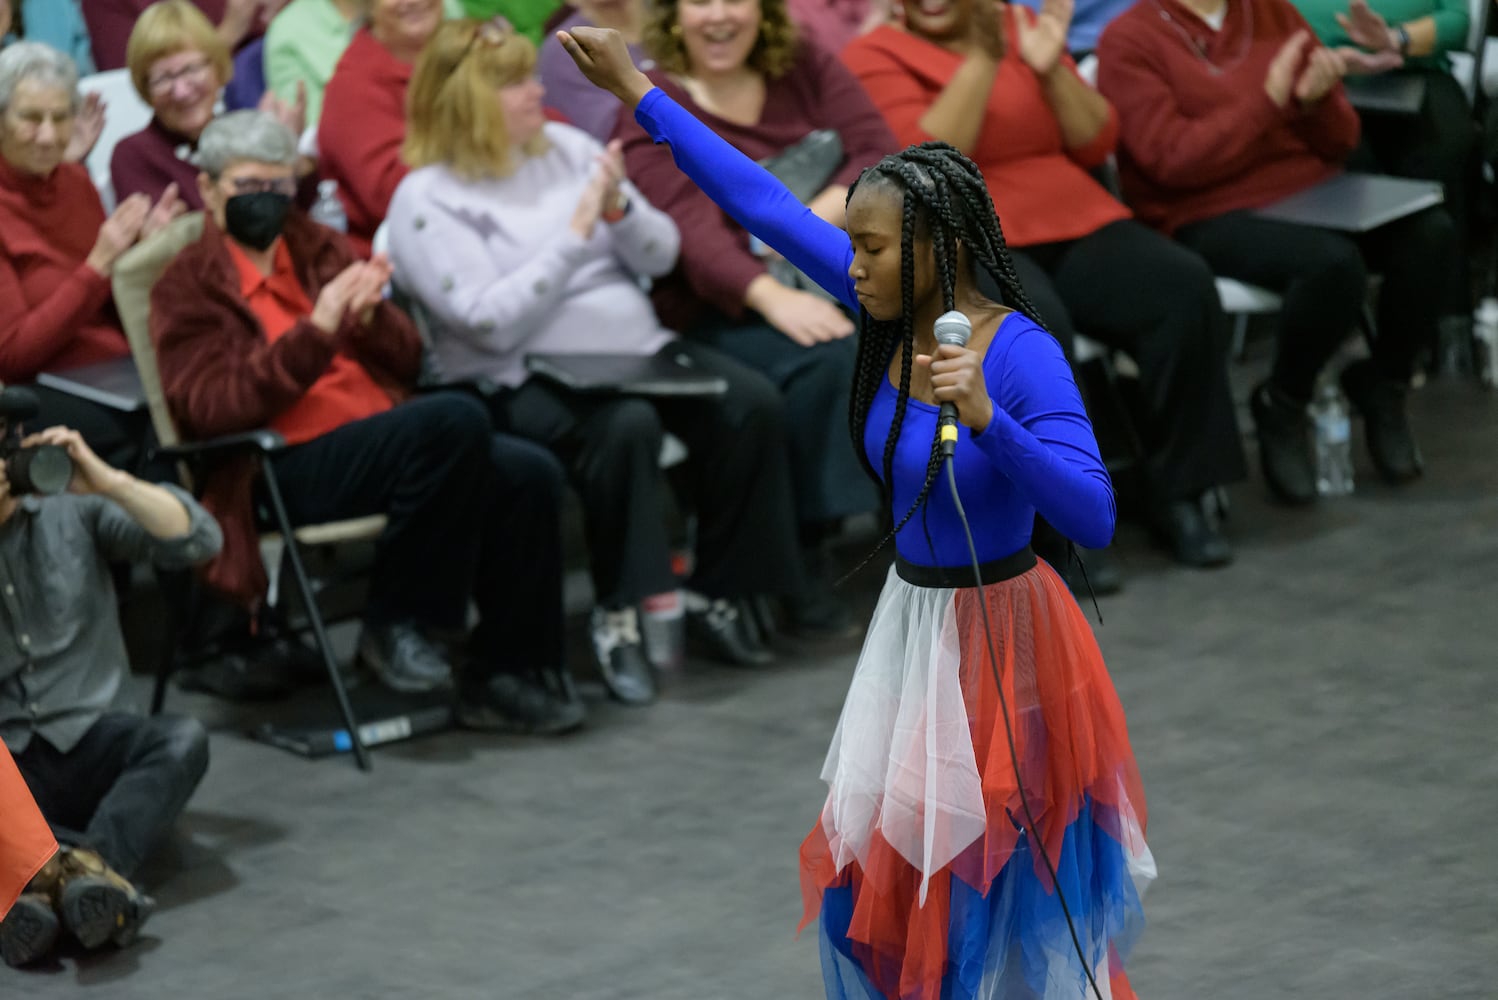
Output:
top-left (843, 141), bottom-right (1053, 572)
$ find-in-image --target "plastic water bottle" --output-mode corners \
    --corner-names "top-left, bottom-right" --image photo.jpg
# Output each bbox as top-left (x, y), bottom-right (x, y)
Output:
top-left (1311, 383), bottom-right (1354, 497)
top-left (639, 590), bottom-right (685, 672)
top-left (309, 179), bottom-right (347, 233)
top-left (1474, 297), bottom-right (1498, 389)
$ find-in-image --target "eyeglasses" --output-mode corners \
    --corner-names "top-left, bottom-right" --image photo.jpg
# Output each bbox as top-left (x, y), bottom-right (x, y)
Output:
top-left (224, 176), bottom-right (298, 196)
top-left (458, 16), bottom-right (515, 64)
top-left (146, 58), bottom-right (213, 97)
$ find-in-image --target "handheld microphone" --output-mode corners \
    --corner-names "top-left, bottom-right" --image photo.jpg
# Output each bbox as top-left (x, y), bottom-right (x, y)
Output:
top-left (933, 310), bottom-right (972, 458)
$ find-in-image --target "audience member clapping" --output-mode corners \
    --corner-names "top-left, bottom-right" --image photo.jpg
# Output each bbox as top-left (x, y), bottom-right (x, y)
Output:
top-left (111, 0), bottom-right (305, 210)
top-left (0, 41), bottom-right (182, 470)
top-left (843, 0), bottom-right (1248, 568)
top-left (617, 0), bottom-right (889, 594)
top-left (391, 19), bottom-right (844, 699)
top-left (149, 109), bottom-right (585, 734)
top-left (0, 419), bottom-right (219, 968)
top-left (1097, 0), bottom-right (1456, 500)
top-left (318, 0), bottom-right (444, 252)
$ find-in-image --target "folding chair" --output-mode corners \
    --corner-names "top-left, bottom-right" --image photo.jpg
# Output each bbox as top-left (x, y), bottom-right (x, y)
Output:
top-left (112, 213), bottom-right (386, 770)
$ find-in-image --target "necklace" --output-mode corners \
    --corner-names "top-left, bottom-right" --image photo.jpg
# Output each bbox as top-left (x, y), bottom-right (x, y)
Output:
top-left (1149, 0), bottom-right (1254, 76)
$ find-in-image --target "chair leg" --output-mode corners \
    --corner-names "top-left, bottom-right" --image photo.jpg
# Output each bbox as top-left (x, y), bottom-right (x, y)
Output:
top-left (259, 464), bottom-right (372, 772)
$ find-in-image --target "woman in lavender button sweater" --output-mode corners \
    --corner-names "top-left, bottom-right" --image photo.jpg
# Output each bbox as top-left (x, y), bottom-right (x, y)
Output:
top-left (389, 18), bottom-right (845, 705)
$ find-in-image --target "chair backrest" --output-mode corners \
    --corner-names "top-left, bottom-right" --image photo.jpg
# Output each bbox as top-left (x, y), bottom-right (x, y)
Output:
top-left (111, 212), bottom-right (207, 450)
top-left (77, 69), bottom-right (154, 211)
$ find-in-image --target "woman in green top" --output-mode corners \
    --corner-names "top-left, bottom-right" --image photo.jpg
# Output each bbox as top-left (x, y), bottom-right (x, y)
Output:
top-left (1296, 0), bottom-right (1474, 337)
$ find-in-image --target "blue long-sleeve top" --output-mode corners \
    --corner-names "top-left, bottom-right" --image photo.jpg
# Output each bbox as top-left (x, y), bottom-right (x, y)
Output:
top-left (633, 88), bottom-right (1115, 565)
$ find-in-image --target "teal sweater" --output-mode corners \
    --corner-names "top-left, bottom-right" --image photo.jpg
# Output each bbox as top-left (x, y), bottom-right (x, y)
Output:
top-left (1293, 0), bottom-right (1470, 69)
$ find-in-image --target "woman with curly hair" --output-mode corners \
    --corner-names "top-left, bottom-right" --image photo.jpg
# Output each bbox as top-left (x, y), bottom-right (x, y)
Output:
top-left (562, 26), bottom-right (1154, 1000)
top-left (613, 0), bottom-right (896, 623)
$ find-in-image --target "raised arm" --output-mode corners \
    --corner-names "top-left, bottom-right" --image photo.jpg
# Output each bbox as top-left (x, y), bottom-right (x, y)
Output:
top-left (559, 27), bottom-right (859, 312)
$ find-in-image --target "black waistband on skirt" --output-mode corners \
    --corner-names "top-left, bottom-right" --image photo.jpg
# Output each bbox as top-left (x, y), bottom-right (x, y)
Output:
top-left (894, 547), bottom-right (1037, 589)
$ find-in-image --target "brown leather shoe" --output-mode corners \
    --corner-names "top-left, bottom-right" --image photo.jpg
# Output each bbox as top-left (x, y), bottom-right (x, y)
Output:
top-left (54, 847), bottom-right (154, 950)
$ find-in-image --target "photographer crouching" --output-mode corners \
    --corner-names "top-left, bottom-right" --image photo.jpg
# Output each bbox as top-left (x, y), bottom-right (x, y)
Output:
top-left (0, 387), bottom-right (221, 968)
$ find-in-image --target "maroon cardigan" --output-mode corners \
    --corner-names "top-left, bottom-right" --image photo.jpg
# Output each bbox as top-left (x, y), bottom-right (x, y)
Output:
top-left (615, 42), bottom-right (897, 333)
top-left (150, 212), bottom-right (423, 606)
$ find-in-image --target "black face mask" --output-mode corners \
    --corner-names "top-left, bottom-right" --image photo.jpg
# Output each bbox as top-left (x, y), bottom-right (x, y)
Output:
top-left (224, 191), bottom-right (292, 250)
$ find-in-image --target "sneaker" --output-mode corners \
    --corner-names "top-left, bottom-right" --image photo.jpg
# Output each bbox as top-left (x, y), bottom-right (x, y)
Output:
top-left (358, 623), bottom-right (454, 694)
top-left (53, 846), bottom-right (153, 951)
top-left (1249, 380), bottom-right (1317, 505)
top-left (0, 893), bottom-right (59, 968)
top-left (1340, 360), bottom-right (1423, 483)
top-left (457, 673), bottom-right (586, 736)
top-left (685, 597), bottom-right (773, 667)
top-left (589, 606), bottom-right (657, 706)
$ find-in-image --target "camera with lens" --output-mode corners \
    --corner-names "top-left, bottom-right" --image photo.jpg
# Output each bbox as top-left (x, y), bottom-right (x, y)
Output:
top-left (0, 387), bottom-right (74, 496)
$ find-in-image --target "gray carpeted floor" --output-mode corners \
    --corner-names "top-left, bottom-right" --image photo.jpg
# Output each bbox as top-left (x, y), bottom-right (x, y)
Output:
top-left (5, 375), bottom-right (1496, 1000)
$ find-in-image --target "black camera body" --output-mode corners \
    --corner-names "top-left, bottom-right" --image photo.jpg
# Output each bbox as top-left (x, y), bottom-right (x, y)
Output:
top-left (0, 387), bottom-right (74, 496)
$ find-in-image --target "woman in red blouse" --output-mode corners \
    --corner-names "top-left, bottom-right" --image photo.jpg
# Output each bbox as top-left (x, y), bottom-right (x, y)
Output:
top-left (1097, 0), bottom-right (1453, 501)
top-left (843, 0), bottom-right (1247, 568)
top-left (0, 41), bottom-right (180, 469)
top-left (616, 0), bottom-right (890, 612)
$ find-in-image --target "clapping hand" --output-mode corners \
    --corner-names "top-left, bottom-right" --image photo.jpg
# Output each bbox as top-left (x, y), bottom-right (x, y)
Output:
top-left (64, 92), bottom-right (107, 164)
top-left (258, 80), bottom-right (307, 139)
top-left (1336, 45), bottom-right (1403, 74)
top-left (1294, 45), bottom-right (1346, 103)
top-left (1012, 0), bottom-right (1073, 76)
top-left (556, 27), bottom-right (654, 108)
top-left (1335, 0), bottom-right (1397, 52)
top-left (141, 183), bottom-right (186, 240)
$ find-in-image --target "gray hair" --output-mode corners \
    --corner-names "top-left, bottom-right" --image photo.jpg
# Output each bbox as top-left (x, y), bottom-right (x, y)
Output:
top-left (193, 110), bottom-right (298, 178)
top-left (0, 42), bottom-right (80, 114)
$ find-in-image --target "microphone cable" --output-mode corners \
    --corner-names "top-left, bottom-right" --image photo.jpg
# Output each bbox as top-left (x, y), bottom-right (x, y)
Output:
top-left (944, 455), bottom-right (1106, 1000)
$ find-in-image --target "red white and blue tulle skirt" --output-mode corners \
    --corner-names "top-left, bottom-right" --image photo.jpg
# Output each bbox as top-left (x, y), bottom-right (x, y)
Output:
top-left (799, 557), bottom-right (1155, 1000)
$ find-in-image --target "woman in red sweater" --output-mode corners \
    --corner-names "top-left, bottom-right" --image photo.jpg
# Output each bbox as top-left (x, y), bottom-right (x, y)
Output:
top-left (318, 0), bottom-right (444, 255)
top-left (0, 41), bottom-right (181, 468)
top-left (1097, 0), bottom-right (1454, 501)
top-left (843, 0), bottom-right (1247, 569)
top-left (615, 0), bottom-right (890, 615)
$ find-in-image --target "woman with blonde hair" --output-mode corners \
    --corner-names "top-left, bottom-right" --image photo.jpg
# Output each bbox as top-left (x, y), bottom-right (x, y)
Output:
top-left (388, 18), bottom-right (839, 700)
top-left (110, 0), bottom-right (303, 209)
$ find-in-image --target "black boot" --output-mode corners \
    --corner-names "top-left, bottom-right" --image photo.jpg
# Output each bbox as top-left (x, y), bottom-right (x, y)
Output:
top-left (1340, 361), bottom-right (1423, 483)
top-left (1151, 493), bottom-right (1233, 569)
top-left (1249, 381), bottom-right (1317, 505)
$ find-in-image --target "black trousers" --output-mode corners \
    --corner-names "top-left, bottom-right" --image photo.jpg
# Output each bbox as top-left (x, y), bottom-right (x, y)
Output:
top-left (1177, 206), bottom-right (1457, 400)
top-left (12, 713), bottom-right (209, 880)
top-left (688, 315), bottom-right (880, 527)
top-left (1005, 219), bottom-right (1247, 501)
top-left (489, 342), bottom-right (807, 606)
top-left (1350, 68), bottom-right (1476, 312)
top-left (264, 392), bottom-right (568, 675)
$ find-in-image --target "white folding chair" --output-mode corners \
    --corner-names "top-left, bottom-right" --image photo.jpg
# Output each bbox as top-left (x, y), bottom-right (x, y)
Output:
top-left (1446, 0), bottom-right (1494, 103)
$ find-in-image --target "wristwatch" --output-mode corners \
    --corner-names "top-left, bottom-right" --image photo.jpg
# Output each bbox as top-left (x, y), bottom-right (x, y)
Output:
top-left (602, 191), bottom-right (632, 224)
top-left (1393, 23), bottom-right (1412, 56)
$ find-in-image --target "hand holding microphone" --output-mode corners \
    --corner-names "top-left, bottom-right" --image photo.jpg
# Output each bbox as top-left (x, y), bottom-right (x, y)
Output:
top-left (917, 310), bottom-right (992, 457)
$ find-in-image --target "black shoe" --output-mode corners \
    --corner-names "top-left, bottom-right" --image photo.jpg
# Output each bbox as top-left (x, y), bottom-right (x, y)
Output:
top-left (1249, 381), bottom-right (1317, 505)
top-left (1340, 360), bottom-right (1423, 483)
top-left (589, 606), bottom-right (657, 706)
top-left (58, 876), bottom-right (153, 951)
top-left (358, 623), bottom-right (454, 694)
top-left (0, 894), bottom-right (58, 968)
top-left (1152, 495), bottom-right (1233, 568)
top-left (457, 672), bottom-right (586, 735)
top-left (686, 598), bottom-right (773, 667)
top-left (1057, 546), bottom-right (1123, 596)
